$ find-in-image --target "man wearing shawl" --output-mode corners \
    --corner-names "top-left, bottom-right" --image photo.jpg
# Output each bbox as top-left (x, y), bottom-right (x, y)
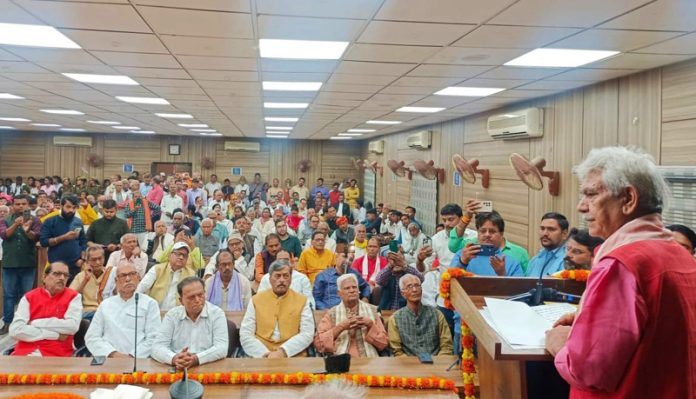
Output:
top-left (205, 250), bottom-right (251, 311)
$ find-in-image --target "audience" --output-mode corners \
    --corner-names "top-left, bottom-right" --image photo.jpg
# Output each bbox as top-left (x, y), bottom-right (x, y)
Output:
top-left (313, 253), bottom-right (370, 310)
top-left (374, 251), bottom-right (423, 311)
top-left (666, 224), bottom-right (696, 255)
top-left (257, 250), bottom-right (314, 309)
top-left (240, 260), bottom-right (314, 358)
top-left (69, 246), bottom-right (110, 319)
top-left (85, 262), bottom-right (161, 358)
top-left (564, 228), bottom-right (604, 270)
top-left (298, 231), bottom-right (336, 285)
top-left (146, 220), bottom-right (174, 261)
top-left (152, 277), bottom-right (229, 370)
top-left (138, 242), bottom-right (196, 311)
top-left (275, 218), bottom-right (302, 258)
top-left (39, 195), bottom-right (87, 279)
top-left (526, 213), bottom-right (569, 277)
top-left (85, 199), bottom-right (129, 260)
top-left (352, 237), bottom-right (388, 284)
top-left (205, 250), bottom-right (251, 311)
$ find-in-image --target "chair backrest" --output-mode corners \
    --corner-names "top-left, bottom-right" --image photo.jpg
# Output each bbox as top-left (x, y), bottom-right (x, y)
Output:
top-left (73, 319), bottom-right (91, 350)
top-left (370, 285), bottom-right (382, 306)
top-left (226, 319), bottom-right (239, 358)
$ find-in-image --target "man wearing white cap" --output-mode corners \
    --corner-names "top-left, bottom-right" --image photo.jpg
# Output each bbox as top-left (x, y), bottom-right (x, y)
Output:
top-left (203, 232), bottom-right (252, 281)
top-left (137, 242), bottom-right (196, 311)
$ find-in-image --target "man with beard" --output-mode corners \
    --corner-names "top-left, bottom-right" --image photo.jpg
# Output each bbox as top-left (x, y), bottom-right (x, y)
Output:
top-left (526, 213), bottom-right (569, 277)
top-left (564, 228), bottom-right (604, 270)
top-left (254, 233), bottom-right (283, 284)
top-left (86, 199), bottom-right (129, 260)
top-left (40, 196), bottom-right (87, 280)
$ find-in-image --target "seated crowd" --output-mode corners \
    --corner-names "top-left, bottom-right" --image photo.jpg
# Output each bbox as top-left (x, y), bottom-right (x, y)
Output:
top-left (1, 171), bottom-right (695, 370)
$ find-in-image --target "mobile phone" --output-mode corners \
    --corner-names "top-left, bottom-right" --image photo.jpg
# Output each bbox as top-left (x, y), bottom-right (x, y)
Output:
top-left (73, 227), bottom-right (82, 234)
top-left (23, 210), bottom-right (31, 220)
top-left (388, 239), bottom-right (399, 253)
top-left (90, 356), bottom-right (106, 366)
top-left (417, 352), bottom-right (433, 364)
top-left (479, 200), bottom-right (493, 213)
top-left (478, 244), bottom-right (497, 257)
top-left (422, 237), bottom-right (431, 247)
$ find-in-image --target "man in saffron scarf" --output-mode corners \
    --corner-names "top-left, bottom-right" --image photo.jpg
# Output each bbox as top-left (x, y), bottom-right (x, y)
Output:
top-left (205, 250), bottom-right (251, 311)
top-left (545, 147), bottom-right (696, 398)
top-left (314, 273), bottom-right (387, 357)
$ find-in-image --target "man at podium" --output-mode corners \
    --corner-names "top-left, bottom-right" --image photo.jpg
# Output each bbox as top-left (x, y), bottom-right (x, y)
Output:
top-left (545, 147), bottom-right (696, 398)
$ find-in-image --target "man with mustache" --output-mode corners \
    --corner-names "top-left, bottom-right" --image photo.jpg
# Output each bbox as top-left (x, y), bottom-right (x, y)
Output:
top-left (526, 213), bottom-right (569, 277)
top-left (39, 195), bottom-right (87, 281)
top-left (240, 259), bottom-right (314, 358)
top-left (563, 228), bottom-right (604, 270)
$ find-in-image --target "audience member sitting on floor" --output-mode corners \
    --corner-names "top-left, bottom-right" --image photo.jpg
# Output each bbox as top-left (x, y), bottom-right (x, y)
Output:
top-left (526, 212), bottom-right (569, 277)
top-left (138, 242), bottom-right (196, 311)
top-left (85, 262), bottom-right (161, 358)
top-left (205, 249), bottom-right (251, 311)
top-left (450, 211), bottom-right (524, 276)
top-left (314, 273), bottom-right (388, 357)
top-left (298, 231), bottom-right (336, 286)
top-left (258, 250), bottom-right (315, 309)
top-left (564, 228), bottom-right (604, 270)
top-left (313, 252), bottom-right (370, 310)
top-left (152, 277), bottom-right (229, 370)
top-left (374, 251), bottom-right (423, 311)
top-left (387, 274), bottom-right (453, 357)
top-left (240, 259), bottom-right (314, 358)
top-left (9, 262), bottom-right (83, 357)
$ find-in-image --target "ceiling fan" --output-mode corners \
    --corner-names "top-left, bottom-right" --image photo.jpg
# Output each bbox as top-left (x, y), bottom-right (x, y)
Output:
top-left (509, 153), bottom-right (560, 196)
top-left (452, 154), bottom-right (490, 188)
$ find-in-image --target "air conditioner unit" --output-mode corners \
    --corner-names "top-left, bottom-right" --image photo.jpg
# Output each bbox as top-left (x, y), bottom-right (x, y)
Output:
top-left (407, 130), bottom-right (431, 149)
top-left (224, 141), bottom-right (260, 152)
top-left (368, 140), bottom-right (384, 154)
top-left (53, 135), bottom-right (93, 147)
top-left (487, 108), bottom-right (544, 140)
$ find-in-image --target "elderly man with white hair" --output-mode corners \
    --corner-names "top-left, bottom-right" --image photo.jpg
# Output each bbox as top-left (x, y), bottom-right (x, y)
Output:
top-left (314, 273), bottom-right (387, 357)
top-left (387, 273), bottom-right (452, 357)
top-left (400, 222), bottom-right (428, 267)
top-left (545, 147), bottom-right (696, 398)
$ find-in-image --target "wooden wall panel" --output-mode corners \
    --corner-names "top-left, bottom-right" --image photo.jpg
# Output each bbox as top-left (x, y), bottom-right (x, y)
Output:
top-left (582, 80), bottom-right (619, 155)
top-left (103, 136), bottom-right (161, 178)
top-left (662, 58), bottom-right (696, 123)
top-left (618, 70), bottom-right (662, 159)
top-left (661, 119), bottom-right (696, 165)
top-left (0, 133), bottom-right (46, 177)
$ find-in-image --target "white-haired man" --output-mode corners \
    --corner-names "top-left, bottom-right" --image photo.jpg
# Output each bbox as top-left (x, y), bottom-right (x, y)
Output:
top-left (545, 146), bottom-right (696, 398)
top-left (314, 273), bottom-right (388, 357)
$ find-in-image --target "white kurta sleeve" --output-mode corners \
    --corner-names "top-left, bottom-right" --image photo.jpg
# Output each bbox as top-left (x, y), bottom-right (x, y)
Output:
top-left (151, 310), bottom-right (177, 365)
top-left (239, 301), bottom-right (270, 358)
top-left (280, 300), bottom-right (314, 357)
top-left (139, 298), bottom-right (163, 358)
top-left (194, 307), bottom-right (229, 365)
top-left (137, 266), bottom-right (158, 294)
top-left (85, 304), bottom-right (116, 357)
top-left (9, 297), bottom-right (59, 342)
top-left (30, 294), bottom-right (82, 335)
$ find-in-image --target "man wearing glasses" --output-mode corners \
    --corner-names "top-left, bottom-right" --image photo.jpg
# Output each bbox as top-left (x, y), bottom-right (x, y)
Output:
top-left (137, 242), bottom-right (196, 311)
top-left (9, 262), bottom-right (83, 356)
top-left (69, 246), bottom-right (112, 320)
top-left (85, 262), bottom-right (161, 358)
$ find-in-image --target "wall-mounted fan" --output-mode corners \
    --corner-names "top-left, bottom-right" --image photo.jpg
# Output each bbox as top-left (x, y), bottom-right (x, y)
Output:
top-left (452, 154), bottom-right (490, 188)
top-left (351, 158), bottom-right (365, 171)
top-left (509, 153), bottom-right (560, 196)
top-left (387, 159), bottom-right (412, 180)
top-left (413, 159), bottom-right (445, 183)
top-left (297, 159), bottom-right (313, 173)
top-left (366, 160), bottom-right (383, 176)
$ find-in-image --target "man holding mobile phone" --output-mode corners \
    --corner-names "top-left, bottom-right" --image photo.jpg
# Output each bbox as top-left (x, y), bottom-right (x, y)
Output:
top-left (39, 195), bottom-right (87, 283)
top-left (449, 211), bottom-right (523, 276)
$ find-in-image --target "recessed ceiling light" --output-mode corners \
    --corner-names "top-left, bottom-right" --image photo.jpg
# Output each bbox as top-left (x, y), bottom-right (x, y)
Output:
top-left (0, 93), bottom-right (24, 100)
top-left (266, 131), bottom-right (290, 135)
top-left (338, 133), bottom-right (363, 136)
top-left (0, 117), bottom-right (30, 122)
top-left (267, 135), bottom-right (289, 139)
top-left (131, 130), bottom-right (155, 134)
top-left (200, 133), bottom-right (222, 136)
top-left (259, 39), bottom-right (349, 60)
top-left (264, 117), bottom-right (298, 122)
top-left (155, 113), bottom-right (193, 119)
top-left (265, 126), bottom-right (293, 131)
top-left (0, 23), bottom-right (80, 49)
top-left (40, 109), bottom-right (84, 115)
top-left (330, 136), bottom-right (352, 140)
top-left (31, 123), bottom-right (61, 127)
top-left (396, 106), bottom-right (445, 113)
top-left (178, 123), bottom-right (208, 128)
top-left (191, 129), bottom-right (217, 132)
top-left (0, 126), bottom-right (16, 130)
top-left (262, 81), bottom-right (322, 91)
top-left (116, 96), bottom-right (169, 105)
top-left (59, 128), bottom-right (86, 132)
top-left (264, 102), bottom-right (309, 109)
top-left (112, 126), bottom-right (140, 130)
top-left (435, 87), bottom-right (505, 97)
top-left (347, 129), bottom-right (375, 133)
top-left (63, 73), bottom-right (139, 85)
top-left (366, 120), bottom-right (402, 125)
top-left (504, 48), bottom-right (620, 68)
top-left (87, 120), bottom-right (120, 125)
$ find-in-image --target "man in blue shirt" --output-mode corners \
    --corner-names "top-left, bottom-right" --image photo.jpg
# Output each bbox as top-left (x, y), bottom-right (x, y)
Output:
top-left (313, 252), bottom-right (370, 310)
top-left (526, 212), bottom-right (569, 277)
top-left (39, 195), bottom-right (87, 280)
top-left (450, 211), bottom-right (523, 276)
top-left (310, 178), bottom-right (330, 203)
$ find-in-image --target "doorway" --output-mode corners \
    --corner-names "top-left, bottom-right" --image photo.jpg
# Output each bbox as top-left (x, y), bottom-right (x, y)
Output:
top-left (151, 162), bottom-right (192, 176)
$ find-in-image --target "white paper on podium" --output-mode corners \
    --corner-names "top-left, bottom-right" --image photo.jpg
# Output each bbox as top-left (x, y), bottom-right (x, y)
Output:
top-left (91, 384), bottom-right (153, 399)
top-left (482, 298), bottom-right (575, 347)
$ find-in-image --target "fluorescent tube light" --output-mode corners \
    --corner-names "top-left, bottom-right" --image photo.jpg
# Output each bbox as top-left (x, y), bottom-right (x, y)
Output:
top-left (435, 87), bottom-right (505, 97)
top-left (504, 48), bottom-right (620, 68)
top-left (178, 123), bottom-right (208, 128)
top-left (112, 126), bottom-right (140, 130)
top-left (63, 73), bottom-right (139, 85)
top-left (87, 120), bottom-right (120, 125)
top-left (260, 39), bottom-right (349, 60)
top-left (0, 23), bottom-right (80, 49)
top-left (265, 126), bottom-right (292, 131)
top-left (366, 120), bottom-right (401, 125)
top-left (347, 129), bottom-right (375, 133)
top-left (264, 102), bottom-right (309, 109)
top-left (0, 117), bottom-right (30, 122)
top-left (116, 96), bottom-right (169, 105)
top-left (40, 109), bottom-right (84, 115)
top-left (0, 93), bottom-right (24, 100)
top-left (155, 113), bottom-right (193, 119)
top-left (59, 128), bottom-right (86, 132)
top-left (31, 123), bottom-right (61, 127)
top-left (262, 81), bottom-right (322, 91)
top-left (264, 117), bottom-right (298, 122)
top-left (396, 106), bottom-right (445, 113)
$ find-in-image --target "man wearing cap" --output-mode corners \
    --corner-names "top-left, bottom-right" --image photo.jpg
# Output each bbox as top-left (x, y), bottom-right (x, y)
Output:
top-left (331, 217), bottom-right (355, 245)
top-left (137, 242), bottom-right (196, 311)
top-left (203, 232), bottom-right (252, 282)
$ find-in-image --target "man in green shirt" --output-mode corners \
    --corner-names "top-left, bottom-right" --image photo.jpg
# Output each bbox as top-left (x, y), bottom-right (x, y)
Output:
top-left (275, 219), bottom-right (302, 258)
top-left (0, 195), bottom-right (42, 334)
top-left (448, 199), bottom-right (529, 274)
top-left (86, 199), bottom-right (129, 260)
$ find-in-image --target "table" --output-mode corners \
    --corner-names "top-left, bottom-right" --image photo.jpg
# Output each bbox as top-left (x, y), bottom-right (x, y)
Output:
top-left (0, 356), bottom-right (462, 398)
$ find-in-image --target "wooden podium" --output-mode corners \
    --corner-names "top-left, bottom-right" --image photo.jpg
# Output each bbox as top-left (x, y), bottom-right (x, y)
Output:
top-left (450, 277), bottom-right (586, 399)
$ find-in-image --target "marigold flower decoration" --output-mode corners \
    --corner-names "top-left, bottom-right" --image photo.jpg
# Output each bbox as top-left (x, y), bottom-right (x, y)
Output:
top-left (0, 372), bottom-right (456, 392)
top-left (439, 268), bottom-right (475, 310)
top-left (551, 269), bottom-right (590, 282)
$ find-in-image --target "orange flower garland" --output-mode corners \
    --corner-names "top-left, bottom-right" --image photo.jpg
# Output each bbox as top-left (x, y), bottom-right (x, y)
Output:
top-left (6, 395), bottom-right (85, 399)
top-left (551, 269), bottom-right (590, 282)
top-left (0, 372), bottom-right (456, 392)
top-left (439, 268), bottom-right (475, 309)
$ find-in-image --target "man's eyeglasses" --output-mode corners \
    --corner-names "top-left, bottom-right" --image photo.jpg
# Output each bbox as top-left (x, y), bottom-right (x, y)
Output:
top-left (403, 283), bottom-right (422, 291)
top-left (50, 271), bottom-right (70, 279)
top-left (117, 271), bottom-right (139, 279)
top-left (171, 251), bottom-right (188, 259)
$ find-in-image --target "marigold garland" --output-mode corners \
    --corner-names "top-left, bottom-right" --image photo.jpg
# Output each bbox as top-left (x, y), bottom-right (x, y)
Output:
top-left (0, 372), bottom-right (456, 392)
top-left (551, 269), bottom-right (590, 282)
top-left (439, 268), bottom-right (475, 310)
top-left (461, 321), bottom-right (476, 399)
top-left (6, 394), bottom-right (85, 399)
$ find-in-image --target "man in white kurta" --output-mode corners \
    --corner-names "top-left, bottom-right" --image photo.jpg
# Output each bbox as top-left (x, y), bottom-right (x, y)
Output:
top-left (85, 263), bottom-right (161, 358)
top-left (151, 276), bottom-right (228, 370)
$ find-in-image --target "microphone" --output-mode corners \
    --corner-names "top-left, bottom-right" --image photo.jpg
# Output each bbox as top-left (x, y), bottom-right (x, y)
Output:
top-left (133, 292), bottom-right (139, 373)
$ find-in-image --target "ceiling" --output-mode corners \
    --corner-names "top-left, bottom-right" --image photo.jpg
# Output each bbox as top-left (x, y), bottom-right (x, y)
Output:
top-left (0, 0), bottom-right (695, 140)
